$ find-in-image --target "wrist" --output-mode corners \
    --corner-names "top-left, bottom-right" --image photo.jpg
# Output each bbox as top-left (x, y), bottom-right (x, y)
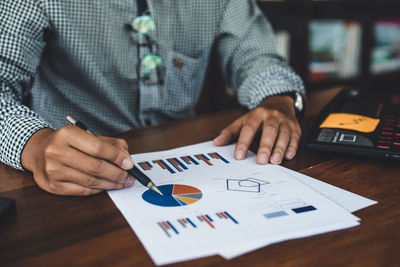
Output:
top-left (21, 128), bottom-right (54, 171)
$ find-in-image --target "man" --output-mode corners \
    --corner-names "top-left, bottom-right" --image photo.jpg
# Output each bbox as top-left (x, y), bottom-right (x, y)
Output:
top-left (0, 0), bottom-right (304, 195)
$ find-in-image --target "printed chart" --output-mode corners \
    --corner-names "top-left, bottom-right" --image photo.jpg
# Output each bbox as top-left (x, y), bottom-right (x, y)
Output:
top-left (158, 211), bottom-right (239, 238)
top-left (138, 152), bottom-right (230, 174)
top-left (142, 184), bottom-right (202, 207)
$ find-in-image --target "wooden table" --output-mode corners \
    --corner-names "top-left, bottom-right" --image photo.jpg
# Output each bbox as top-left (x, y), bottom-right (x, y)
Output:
top-left (1, 88), bottom-right (399, 266)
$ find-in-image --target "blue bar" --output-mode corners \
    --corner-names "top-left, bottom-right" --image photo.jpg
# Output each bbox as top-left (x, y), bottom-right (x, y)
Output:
top-left (160, 160), bottom-right (176, 174)
top-left (214, 152), bottom-right (230, 164)
top-left (205, 214), bottom-right (213, 222)
top-left (174, 158), bottom-right (188, 170)
top-left (264, 211), bottom-right (288, 219)
top-left (224, 211), bottom-right (239, 224)
top-left (188, 156), bottom-right (199, 165)
top-left (146, 161), bottom-right (152, 168)
top-left (201, 154), bottom-right (210, 160)
top-left (292, 205), bottom-right (317, 214)
top-left (186, 218), bottom-right (196, 228)
top-left (167, 221), bottom-right (179, 234)
top-left (167, 159), bottom-right (182, 172)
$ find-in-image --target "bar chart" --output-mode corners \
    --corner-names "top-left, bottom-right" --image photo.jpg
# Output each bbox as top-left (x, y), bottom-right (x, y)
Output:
top-left (158, 211), bottom-right (239, 238)
top-left (138, 152), bottom-right (230, 174)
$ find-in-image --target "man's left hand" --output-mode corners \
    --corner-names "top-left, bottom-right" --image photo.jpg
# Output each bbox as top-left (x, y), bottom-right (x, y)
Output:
top-left (213, 94), bottom-right (302, 165)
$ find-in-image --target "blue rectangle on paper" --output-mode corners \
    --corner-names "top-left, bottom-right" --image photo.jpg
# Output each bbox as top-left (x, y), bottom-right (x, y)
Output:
top-left (186, 218), bottom-right (196, 228)
top-left (146, 161), bottom-right (152, 168)
top-left (188, 156), bottom-right (199, 165)
top-left (292, 205), bottom-right (317, 214)
top-left (214, 152), bottom-right (230, 163)
top-left (264, 211), bottom-right (288, 219)
top-left (174, 158), bottom-right (188, 170)
top-left (167, 221), bottom-right (179, 234)
top-left (160, 160), bottom-right (175, 174)
top-left (224, 211), bottom-right (239, 224)
top-left (201, 154), bottom-right (210, 160)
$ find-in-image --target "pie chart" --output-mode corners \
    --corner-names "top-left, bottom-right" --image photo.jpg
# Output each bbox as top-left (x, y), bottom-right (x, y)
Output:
top-left (142, 184), bottom-right (202, 207)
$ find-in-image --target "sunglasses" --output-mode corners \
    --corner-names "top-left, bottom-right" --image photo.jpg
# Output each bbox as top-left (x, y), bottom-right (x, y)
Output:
top-left (128, 14), bottom-right (164, 85)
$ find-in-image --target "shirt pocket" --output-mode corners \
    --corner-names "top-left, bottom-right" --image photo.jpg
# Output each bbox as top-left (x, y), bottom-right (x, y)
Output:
top-left (162, 49), bottom-right (210, 115)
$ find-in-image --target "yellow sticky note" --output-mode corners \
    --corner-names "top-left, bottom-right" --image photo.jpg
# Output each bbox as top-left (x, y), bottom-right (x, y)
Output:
top-left (320, 113), bottom-right (380, 133)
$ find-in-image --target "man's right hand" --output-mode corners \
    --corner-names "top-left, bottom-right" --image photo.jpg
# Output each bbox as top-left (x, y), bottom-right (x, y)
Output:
top-left (21, 126), bottom-right (135, 196)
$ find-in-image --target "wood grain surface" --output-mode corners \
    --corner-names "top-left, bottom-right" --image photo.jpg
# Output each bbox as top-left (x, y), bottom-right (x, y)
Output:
top-left (1, 88), bottom-right (399, 266)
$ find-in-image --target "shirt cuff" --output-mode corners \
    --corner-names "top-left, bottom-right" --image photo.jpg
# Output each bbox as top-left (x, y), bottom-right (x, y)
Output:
top-left (0, 115), bottom-right (52, 171)
top-left (237, 66), bottom-right (306, 110)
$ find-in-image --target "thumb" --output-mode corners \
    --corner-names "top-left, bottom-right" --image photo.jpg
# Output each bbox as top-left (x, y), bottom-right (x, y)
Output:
top-left (213, 119), bottom-right (242, 146)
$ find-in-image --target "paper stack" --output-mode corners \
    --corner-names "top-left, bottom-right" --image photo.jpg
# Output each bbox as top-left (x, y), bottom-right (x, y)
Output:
top-left (108, 142), bottom-right (376, 265)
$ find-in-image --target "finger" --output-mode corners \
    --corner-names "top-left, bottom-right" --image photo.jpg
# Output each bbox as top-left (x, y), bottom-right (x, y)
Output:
top-left (270, 123), bottom-right (291, 165)
top-left (256, 117), bottom-right (280, 164)
top-left (62, 126), bottom-right (133, 170)
top-left (44, 181), bottom-right (103, 196)
top-left (99, 136), bottom-right (129, 152)
top-left (285, 128), bottom-right (301, 160)
top-left (213, 119), bottom-right (243, 146)
top-left (57, 164), bottom-right (134, 190)
top-left (60, 147), bottom-right (131, 184)
top-left (235, 116), bottom-right (263, 160)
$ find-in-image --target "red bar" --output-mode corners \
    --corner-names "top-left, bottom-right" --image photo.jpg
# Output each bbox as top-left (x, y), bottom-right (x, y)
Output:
top-left (212, 153), bottom-right (220, 159)
top-left (379, 136), bottom-right (392, 140)
top-left (377, 146), bottom-right (390, 149)
top-left (220, 212), bottom-right (228, 219)
top-left (383, 128), bottom-right (394, 131)
top-left (396, 133), bottom-right (400, 136)
top-left (170, 158), bottom-right (181, 167)
top-left (156, 160), bottom-right (167, 169)
top-left (198, 155), bottom-right (213, 166)
top-left (142, 162), bottom-right (151, 170)
top-left (162, 221), bottom-right (170, 229)
top-left (393, 143), bottom-right (400, 146)
top-left (201, 215), bottom-right (215, 228)
top-left (381, 132), bottom-right (393, 135)
top-left (182, 218), bottom-right (188, 224)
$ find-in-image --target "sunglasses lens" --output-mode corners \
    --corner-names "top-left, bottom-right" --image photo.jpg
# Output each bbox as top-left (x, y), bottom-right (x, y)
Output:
top-left (132, 15), bottom-right (155, 34)
top-left (140, 54), bottom-right (163, 81)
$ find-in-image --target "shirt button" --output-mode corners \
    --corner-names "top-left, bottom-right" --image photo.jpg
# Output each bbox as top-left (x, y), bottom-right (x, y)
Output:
top-left (145, 119), bottom-right (152, 126)
top-left (173, 58), bottom-right (184, 68)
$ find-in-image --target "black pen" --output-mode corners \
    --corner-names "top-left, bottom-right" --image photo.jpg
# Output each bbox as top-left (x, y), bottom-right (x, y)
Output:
top-left (66, 116), bottom-right (163, 196)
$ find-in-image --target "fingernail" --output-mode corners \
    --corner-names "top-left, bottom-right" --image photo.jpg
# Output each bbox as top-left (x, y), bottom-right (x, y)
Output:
top-left (235, 149), bottom-right (245, 160)
top-left (124, 149), bottom-right (130, 155)
top-left (286, 151), bottom-right (294, 160)
top-left (270, 153), bottom-right (282, 164)
top-left (124, 175), bottom-right (135, 187)
top-left (213, 135), bottom-right (224, 144)
top-left (121, 157), bottom-right (134, 170)
top-left (257, 153), bottom-right (268, 164)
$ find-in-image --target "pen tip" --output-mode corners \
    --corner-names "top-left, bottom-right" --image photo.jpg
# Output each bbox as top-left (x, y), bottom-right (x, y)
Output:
top-left (153, 186), bottom-right (163, 196)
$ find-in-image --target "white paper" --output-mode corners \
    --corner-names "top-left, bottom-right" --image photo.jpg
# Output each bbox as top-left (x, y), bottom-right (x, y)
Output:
top-left (108, 141), bottom-right (370, 265)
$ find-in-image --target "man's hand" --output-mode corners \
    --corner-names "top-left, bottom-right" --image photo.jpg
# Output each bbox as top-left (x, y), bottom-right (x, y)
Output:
top-left (213, 95), bottom-right (301, 165)
top-left (21, 126), bottom-right (135, 196)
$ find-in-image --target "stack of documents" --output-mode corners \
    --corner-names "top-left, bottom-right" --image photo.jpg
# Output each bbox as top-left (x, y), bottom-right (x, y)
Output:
top-left (108, 142), bottom-right (376, 265)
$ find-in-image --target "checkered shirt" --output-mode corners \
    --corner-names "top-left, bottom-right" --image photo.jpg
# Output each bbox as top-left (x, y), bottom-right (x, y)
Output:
top-left (0, 0), bottom-right (305, 170)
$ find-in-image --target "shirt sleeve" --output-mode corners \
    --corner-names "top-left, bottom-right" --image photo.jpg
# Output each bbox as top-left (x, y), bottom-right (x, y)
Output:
top-left (217, 0), bottom-right (305, 109)
top-left (0, 0), bottom-right (52, 170)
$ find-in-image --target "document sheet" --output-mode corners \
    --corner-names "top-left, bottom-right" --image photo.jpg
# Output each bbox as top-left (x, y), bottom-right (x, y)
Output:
top-left (108, 142), bottom-right (376, 265)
